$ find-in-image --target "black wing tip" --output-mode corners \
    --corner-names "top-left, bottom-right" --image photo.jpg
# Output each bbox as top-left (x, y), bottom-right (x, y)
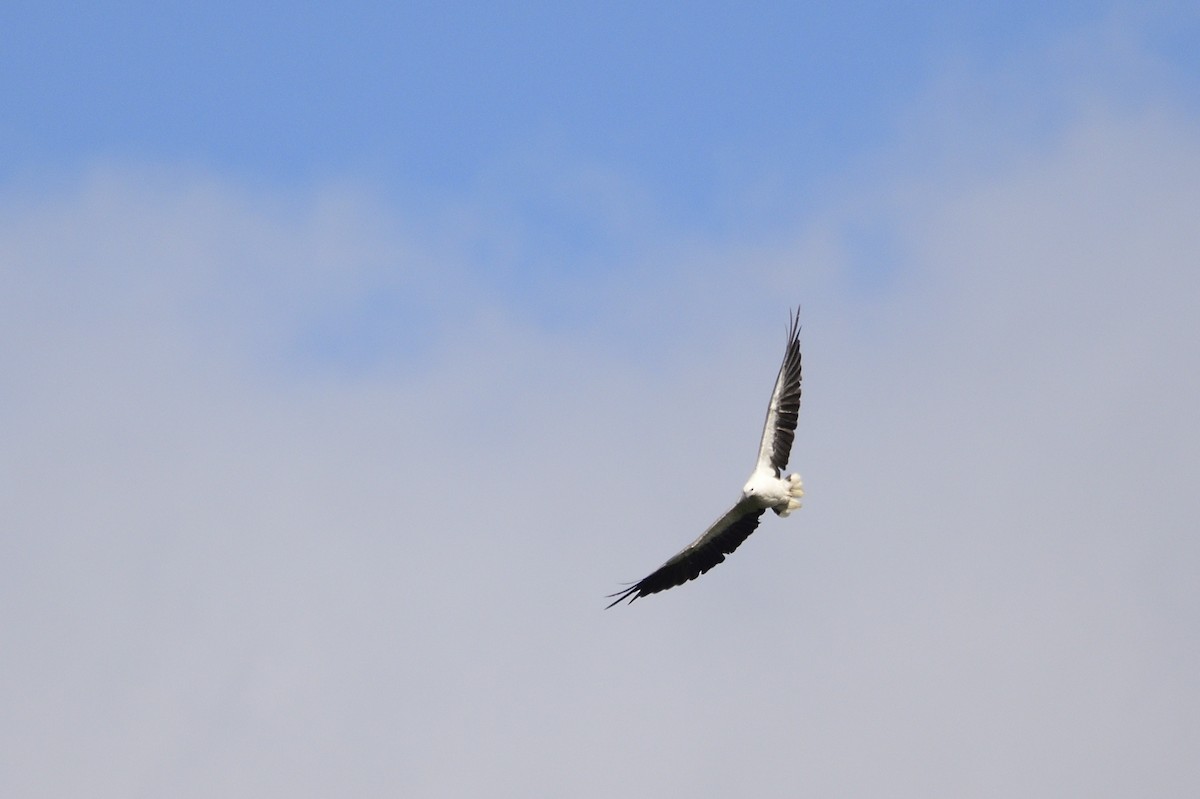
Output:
top-left (605, 583), bottom-right (642, 609)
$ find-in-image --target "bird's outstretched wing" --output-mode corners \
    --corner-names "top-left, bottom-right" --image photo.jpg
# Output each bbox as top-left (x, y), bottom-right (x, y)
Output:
top-left (753, 309), bottom-right (802, 476)
top-left (606, 500), bottom-right (766, 608)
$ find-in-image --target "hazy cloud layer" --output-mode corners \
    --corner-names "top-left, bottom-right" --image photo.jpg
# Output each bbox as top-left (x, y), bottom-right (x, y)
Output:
top-left (4, 75), bottom-right (1200, 799)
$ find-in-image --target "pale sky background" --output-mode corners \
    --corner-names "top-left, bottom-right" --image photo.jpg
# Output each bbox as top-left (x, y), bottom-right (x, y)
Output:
top-left (3, 3), bottom-right (1200, 797)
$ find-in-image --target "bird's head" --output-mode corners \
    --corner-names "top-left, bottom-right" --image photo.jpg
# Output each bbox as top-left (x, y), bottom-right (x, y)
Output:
top-left (741, 482), bottom-right (757, 499)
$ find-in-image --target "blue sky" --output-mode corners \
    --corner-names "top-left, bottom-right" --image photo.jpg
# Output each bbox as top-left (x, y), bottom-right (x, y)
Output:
top-left (8, 2), bottom-right (1191, 224)
top-left (3, 4), bottom-right (1200, 797)
top-left (13, 0), bottom-right (1196, 346)
top-left (5, 3), bottom-right (1197, 329)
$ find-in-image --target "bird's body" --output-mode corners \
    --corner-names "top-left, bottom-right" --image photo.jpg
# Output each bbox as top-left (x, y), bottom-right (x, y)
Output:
top-left (607, 310), bottom-right (804, 608)
top-left (743, 469), bottom-right (806, 517)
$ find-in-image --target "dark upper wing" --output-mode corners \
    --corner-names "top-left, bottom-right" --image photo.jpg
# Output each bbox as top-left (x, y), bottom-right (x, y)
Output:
top-left (754, 309), bottom-right (802, 476)
top-left (606, 499), bottom-right (766, 608)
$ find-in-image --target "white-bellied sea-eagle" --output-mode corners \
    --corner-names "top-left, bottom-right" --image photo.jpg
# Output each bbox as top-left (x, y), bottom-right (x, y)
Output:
top-left (607, 310), bottom-right (803, 607)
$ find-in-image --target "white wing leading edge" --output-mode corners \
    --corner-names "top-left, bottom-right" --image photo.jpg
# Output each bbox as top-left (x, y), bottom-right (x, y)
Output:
top-left (754, 309), bottom-right (802, 476)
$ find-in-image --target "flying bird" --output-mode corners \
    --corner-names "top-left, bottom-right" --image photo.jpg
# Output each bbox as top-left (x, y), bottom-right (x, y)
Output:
top-left (607, 310), bottom-right (804, 608)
